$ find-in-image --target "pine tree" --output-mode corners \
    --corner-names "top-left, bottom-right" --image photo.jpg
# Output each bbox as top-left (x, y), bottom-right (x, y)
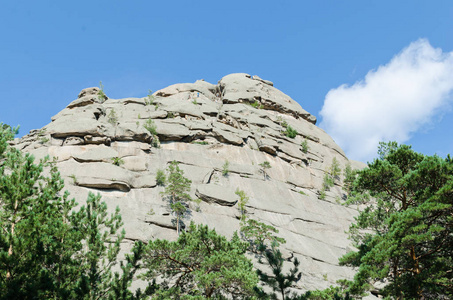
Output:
top-left (240, 218), bottom-right (286, 253)
top-left (235, 188), bottom-right (249, 222)
top-left (255, 242), bottom-right (302, 300)
top-left (0, 124), bottom-right (144, 299)
top-left (340, 142), bottom-right (453, 299)
top-left (161, 161), bottom-right (192, 235)
top-left (140, 222), bottom-right (259, 298)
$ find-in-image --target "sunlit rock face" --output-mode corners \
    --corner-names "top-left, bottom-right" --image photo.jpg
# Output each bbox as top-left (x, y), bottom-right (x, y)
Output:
top-left (14, 73), bottom-right (368, 294)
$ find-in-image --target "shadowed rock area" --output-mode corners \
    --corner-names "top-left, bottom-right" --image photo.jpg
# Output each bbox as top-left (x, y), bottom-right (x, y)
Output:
top-left (12, 73), bottom-right (368, 294)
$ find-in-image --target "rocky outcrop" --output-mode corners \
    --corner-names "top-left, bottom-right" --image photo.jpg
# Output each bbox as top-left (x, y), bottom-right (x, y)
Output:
top-left (12, 73), bottom-right (371, 295)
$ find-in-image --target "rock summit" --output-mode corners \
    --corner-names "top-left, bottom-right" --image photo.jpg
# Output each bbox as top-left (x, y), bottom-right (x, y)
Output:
top-left (13, 73), bottom-right (366, 293)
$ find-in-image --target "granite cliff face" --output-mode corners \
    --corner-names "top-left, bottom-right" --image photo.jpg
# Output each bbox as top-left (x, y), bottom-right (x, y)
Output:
top-left (13, 73), bottom-right (366, 293)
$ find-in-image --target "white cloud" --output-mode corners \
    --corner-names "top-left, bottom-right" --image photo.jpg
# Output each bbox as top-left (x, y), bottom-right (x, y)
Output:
top-left (319, 39), bottom-right (453, 162)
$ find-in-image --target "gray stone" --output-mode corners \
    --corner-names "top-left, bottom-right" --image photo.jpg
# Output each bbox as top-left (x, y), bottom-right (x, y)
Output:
top-left (195, 184), bottom-right (238, 206)
top-left (67, 95), bottom-right (96, 109)
top-left (72, 145), bottom-right (118, 162)
top-left (252, 75), bottom-right (274, 86)
top-left (78, 87), bottom-right (100, 98)
top-left (155, 81), bottom-right (217, 101)
top-left (154, 120), bottom-right (191, 140)
top-left (212, 128), bottom-right (243, 145)
top-left (219, 73), bottom-right (316, 123)
top-left (63, 137), bottom-right (84, 146)
top-left (47, 116), bottom-right (114, 138)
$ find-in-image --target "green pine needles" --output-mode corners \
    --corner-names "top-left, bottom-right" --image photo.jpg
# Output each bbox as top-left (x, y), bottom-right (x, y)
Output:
top-left (319, 158), bottom-right (342, 200)
top-left (240, 218), bottom-right (286, 252)
top-left (143, 118), bottom-right (160, 148)
top-left (301, 138), bottom-right (309, 153)
top-left (283, 125), bottom-right (298, 139)
top-left (145, 89), bottom-right (155, 106)
top-left (98, 81), bottom-right (107, 103)
top-left (222, 160), bottom-right (230, 176)
top-left (155, 168), bottom-right (166, 186)
top-left (255, 242), bottom-right (302, 300)
top-left (161, 161), bottom-right (192, 235)
top-left (140, 222), bottom-right (259, 298)
top-left (249, 100), bottom-right (263, 109)
top-left (340, 142), bottom-right (453, 299)
top-left (0, 124), bottom-right (147, 299)
top-left (111, 156), bottom-right (124, 166)
top-left (107, 108), bottom-right (118, 125)
top-left (143, 118), bottom-right (157, 136)
top-left (235, 188), bottom-right (249, 221)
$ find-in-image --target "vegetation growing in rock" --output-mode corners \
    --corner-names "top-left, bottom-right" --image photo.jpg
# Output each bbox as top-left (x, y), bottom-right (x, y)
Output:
top-left (301, 138), bottom-right (309, 153)
top-left (318, 171), bottom-right (334, 201)
top-left (222, 160), bottom-right (230, 176)
top-left (240, 218), bottom-right (286, 252)
top-left (98, 81), bottom-right (107, 103)
top-left (343, 163), bottom-right (355, 195)
top-left (235, 188), bottom-right (249, 221)
top-left (155, 169), bottom-right (166, 186)
top-left (318, 158), bottom-right (342, 200)
top-left (37, 128), bottom-right (48, 145)
top-left (340, 142), bottom-right (453, 299)
top-left (143, 118), bottom-right (160, 148)
top-left (259, 161), bottom-right (272, 180)
top-left (329, 157), bottom-right (341, 181)
top-left (192, 198), bottom-right (202, 212)
top-left (111, 156), bottom-right (124, 166)
top-left (250, 100), bottom-right (263, 109)
top-left (143, 118), bottom-right (157, 136)
top-left (145, 89), bottom-right (155, 106)
top-left (140, 222), bottom-right (259, 298)
top-left (107, 108), bottom-right (118, 125)
top-left (191, 140), bottom-right (209, 145)
top-left (283, 125), bottom-right (298, 139)
top-left (161, 161), bottom-right (192, 235)
top-left (39, 136), bottom-right (49, 144)
top-left (69, 174), bottom-right (78, 185)
top-left (323, 172), bottom-right (335, 190)
top-left (301, 286), bottom-right (351, 299)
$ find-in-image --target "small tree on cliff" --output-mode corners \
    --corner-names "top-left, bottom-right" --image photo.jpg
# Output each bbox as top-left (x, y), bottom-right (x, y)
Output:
top-left (161, 161), bottom-right (192, 235)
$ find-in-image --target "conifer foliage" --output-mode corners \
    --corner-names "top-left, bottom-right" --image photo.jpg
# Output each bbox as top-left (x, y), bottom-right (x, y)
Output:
top-left (161, 161), bottom-right (192, 235)
top-left (0, 124), bottom-right (144, 299)
top-left (255, 243), bottom-right (302, 300)
top-left (340, 142), bottom-right (453, 299)
top-left (140, 222), bottom-right (259, 298)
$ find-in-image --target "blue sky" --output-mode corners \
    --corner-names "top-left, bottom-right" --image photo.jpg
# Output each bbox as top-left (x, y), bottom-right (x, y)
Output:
top-left (1, 1), bottom-right (452, 162)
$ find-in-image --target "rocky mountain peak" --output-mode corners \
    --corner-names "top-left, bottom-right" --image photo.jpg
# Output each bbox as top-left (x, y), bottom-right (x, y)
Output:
top-left (12, 73), bottom-right (366, 294)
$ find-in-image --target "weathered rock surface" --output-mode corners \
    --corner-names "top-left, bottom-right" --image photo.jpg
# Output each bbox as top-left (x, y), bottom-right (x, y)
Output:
top-left (13, 73), bottom-right (374, 297)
